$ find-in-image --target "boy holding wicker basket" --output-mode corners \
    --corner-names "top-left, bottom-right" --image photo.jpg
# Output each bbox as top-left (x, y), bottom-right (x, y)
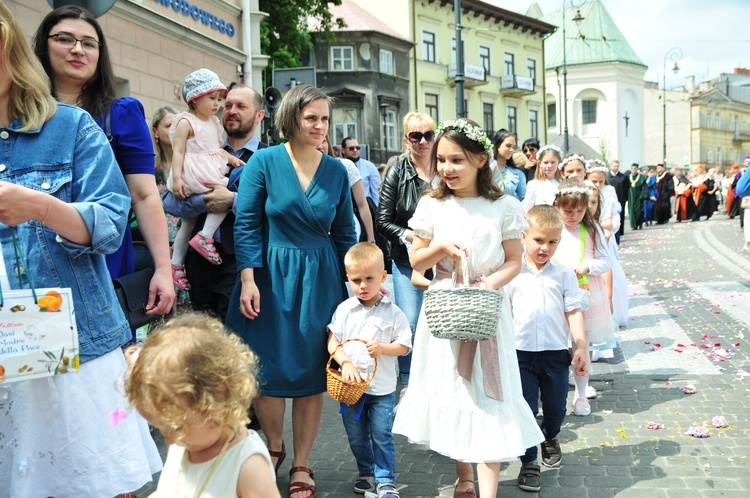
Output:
top-left (327, 243), bottom-right (412, 498)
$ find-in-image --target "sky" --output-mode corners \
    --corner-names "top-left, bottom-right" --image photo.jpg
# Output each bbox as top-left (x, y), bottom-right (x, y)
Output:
top-left (486, 0), bottom-right (749, 90)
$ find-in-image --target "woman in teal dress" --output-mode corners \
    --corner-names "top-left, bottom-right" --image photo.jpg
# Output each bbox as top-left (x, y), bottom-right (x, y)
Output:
top-left (225, 85), bottom-right (356, 498)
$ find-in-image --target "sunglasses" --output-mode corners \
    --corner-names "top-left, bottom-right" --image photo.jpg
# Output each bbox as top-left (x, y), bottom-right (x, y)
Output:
top-left (406, 131), bottom-right (435, 144)
top-left (347, 146), bottom-right (361, 151)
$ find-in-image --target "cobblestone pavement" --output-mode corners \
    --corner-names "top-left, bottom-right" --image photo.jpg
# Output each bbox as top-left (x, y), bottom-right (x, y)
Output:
top-left (139, 214), bottom-right (750, 497)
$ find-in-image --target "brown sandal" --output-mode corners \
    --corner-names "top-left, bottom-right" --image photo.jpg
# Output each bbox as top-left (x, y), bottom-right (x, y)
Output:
top-left (454, 479), bottom-right (476, 498)
top-left (289, 466), bottom-right (316, 498)
top-left (268, 440), bottom-right (285, 477)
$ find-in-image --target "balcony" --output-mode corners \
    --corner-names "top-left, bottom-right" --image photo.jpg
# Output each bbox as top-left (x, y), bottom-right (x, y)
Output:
top-left (733, 131), bottom-right (750, 143)
top-left (500, 75), bottom-right (535, 96)
top-left (447, 63), bottom-right (487, 88)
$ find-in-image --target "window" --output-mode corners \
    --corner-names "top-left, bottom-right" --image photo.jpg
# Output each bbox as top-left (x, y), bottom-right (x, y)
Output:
top-left (331, 46), bottom-right (354, 71)
top-left (582, 99), bottom-right (597, 125)
top-left (529, 109), bottom-right (539, 139)
top-left (716, 113), bottom-right (722, 130)
top-left (425, 93), bottom-right (439, 122)
top-left (422, 31), bottom-right (436, 63)
top-left (734, 115), bottom-right (739, 133)
top-left (507, 106), bottom-right (517, 135)
top-left (548, 103), bottom-right (557, 128)
top-left (527, 59), bottom-right (537, 84)
top-left (504, 52), bottom-right (515, 76)
top-left (707, 148), bottom-right (713, 163)
top-left (451, 38), bottom-right (465, 66)
top-left (717, 147), bottom-right (722, 167)
top-left (483, 103), bottom-right (494, 135)
top-left (707, 112), bottom-right (713, 128)
top-left (333, 108), bottom-right (358, 145)
top-left (380, 49), bottom-right (393, 75)
top-left (479, 46), bottom-right (491, 76)
top-left (384, 110), bottom-right (397, 152)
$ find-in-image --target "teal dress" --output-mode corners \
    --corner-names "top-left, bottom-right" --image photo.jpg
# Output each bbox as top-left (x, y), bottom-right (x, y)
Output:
top-left (226, 145), bottom-right (357, 397)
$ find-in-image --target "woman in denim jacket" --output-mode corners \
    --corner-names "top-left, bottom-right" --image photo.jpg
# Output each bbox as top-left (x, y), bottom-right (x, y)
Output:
top-left (490, 129), bottom-right (527, 201)
top-left (0, 4), bottom-right (161, 496)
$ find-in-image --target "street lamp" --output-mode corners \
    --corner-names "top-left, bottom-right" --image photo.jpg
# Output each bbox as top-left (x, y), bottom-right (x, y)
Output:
top-left (562, 3), bottom-right (584, 154)
top-left (662, 47), bottom-right (682, 167)
top-left (380, 101), bottom-right (390, 164)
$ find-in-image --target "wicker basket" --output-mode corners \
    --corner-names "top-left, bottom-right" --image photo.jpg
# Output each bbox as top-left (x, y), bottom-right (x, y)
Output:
top-left (423, 253), bottom-right (502, 341)
top-left (326, 339), bottom-right (379, 405)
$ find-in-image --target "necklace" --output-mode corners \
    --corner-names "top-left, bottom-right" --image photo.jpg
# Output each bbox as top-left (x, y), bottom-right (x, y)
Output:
top-left (179, 428), bottom-right (236, 497)
top-left (656, 171), bottom-right (667, 182)
top-left (629, 172), bottom-right (641, 188)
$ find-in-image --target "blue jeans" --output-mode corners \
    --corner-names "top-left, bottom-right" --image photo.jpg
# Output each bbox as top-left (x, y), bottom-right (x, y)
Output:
top-left (341, 392), bottom-right (396, 484)
top-left (392, 259), bottom-right (423, 385)
top-left (516, 349), bottom-right (571, 463)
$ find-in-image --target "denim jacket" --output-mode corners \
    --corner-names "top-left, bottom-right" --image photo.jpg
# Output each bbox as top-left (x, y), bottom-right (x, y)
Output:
top-left (0, 104), bottom-right (132, 363)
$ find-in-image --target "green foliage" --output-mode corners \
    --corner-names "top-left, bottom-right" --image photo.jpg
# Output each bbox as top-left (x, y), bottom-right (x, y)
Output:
top-left (259, 0), bottom-right (346, 87)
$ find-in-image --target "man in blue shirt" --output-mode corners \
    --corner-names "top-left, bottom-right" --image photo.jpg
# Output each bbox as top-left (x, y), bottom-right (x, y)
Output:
top-left (163, 84), bottom-right (267, 321)
top-left (342, 136), bottom-right (381, 205)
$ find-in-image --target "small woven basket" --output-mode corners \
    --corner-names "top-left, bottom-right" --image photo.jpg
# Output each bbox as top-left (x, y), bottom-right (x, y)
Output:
top-left (423, 253), bottom-right (502, 341)
top-left (326, 339), bottom-right (379, 405)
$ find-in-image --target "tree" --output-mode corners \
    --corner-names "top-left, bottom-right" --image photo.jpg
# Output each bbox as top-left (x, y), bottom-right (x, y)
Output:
top-left (259, 0), bottom-right (345, 86)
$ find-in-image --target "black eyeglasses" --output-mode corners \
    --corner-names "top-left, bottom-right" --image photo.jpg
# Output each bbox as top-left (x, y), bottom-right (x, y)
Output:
top-left (406, 131), bottom-right (435, 144)
top-left (347, 146), bottom-right (361, 151)
top-left (48, 33), bottom-right (101, 52)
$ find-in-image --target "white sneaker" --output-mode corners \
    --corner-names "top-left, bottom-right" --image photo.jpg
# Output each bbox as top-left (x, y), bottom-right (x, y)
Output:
top-left (585, 385), bottom-right (597, 399)
top-left (393, 387), bottom-right (407, 415)
top-left (573, 397), bottom-right (591, 416)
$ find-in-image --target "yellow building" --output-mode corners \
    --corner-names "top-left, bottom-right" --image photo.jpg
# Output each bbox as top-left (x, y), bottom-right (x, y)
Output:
top-left (352, 0), bottom-right (554, 138)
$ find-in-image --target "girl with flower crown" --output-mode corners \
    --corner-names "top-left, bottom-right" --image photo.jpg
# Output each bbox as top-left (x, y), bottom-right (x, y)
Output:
top-left (392, 119), bottom-right (543, 498)
top-left (560, 154), bottom-right (588, 180)
top-left (553, 179), bottom-right (617, 417)
top-left (523, 145), bottom-right (564, 212)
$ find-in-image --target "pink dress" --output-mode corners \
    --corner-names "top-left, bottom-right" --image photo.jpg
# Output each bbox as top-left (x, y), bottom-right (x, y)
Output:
top-left (167, 112), bottom-right (229, 195)
top-left (555, 224), bottom-right (619, 350)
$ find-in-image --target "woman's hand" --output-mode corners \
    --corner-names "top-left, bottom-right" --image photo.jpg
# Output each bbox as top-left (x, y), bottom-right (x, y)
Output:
top-left (145, 266), bottom-right (176, 315)
top-left (239, 279), bottom-right (261, 319)
top-left (0, 182), bottom-right (45, 225)
top-left (171, 178), bottom-right (188, 200)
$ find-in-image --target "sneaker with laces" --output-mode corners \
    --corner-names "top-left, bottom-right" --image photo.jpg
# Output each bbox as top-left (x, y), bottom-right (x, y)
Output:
top-left (517, 462), bottom-right (541, 492)
top-left (540, 438), bottom-right (562, 467)
top-left (573, 397), bottom-right (591, 416)
top-left (585, 385), bottom-right (597, 399)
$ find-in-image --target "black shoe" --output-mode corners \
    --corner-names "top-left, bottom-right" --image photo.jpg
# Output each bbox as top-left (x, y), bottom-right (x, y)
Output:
top-left (517, 462), bottom-right (541, 492)
top-left (541, 438), bottom-right (562, 467)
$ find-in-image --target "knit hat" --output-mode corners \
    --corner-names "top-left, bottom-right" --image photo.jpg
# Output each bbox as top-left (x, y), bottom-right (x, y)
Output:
top-left (183, 68), bottom-right (227, 104)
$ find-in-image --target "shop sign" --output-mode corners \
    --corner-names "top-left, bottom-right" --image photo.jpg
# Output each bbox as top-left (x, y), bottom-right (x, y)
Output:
top-left (154, 0), bottom-right (236, 37)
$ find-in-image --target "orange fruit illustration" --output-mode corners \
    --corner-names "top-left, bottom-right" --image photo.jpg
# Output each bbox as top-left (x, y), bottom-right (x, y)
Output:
top-left (37, 295), bottom-right (63, 312)
top-left (45, 290), bottom-right (62, 300)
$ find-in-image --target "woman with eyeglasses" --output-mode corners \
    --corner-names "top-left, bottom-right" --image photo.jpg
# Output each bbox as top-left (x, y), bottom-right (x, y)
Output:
top-left (376, 111), bottom-right (436, 398)
top-left (33, 6), bottom-right (175, 319)
top-left (491, 129), bottom-right (527, 201)
top-left (521, 137), bottom-right (541, 182)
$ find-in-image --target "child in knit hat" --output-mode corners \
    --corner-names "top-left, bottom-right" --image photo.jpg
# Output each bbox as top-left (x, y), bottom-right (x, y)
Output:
top-left (167, 68), bottom-right (243, 289)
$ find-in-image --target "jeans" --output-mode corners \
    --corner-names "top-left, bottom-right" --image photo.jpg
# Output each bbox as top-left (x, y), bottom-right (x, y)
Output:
top-left (341, 392), bottom-right (396, 484)
top-left (516, 349), bottom-right (571, 463)
top-left (392, 259), bottom-right (424, 385)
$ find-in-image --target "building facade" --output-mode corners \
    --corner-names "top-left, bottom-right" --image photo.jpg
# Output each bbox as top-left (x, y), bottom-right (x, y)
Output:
top-left (351, 0), bottom-right (554, 144)
top-left (9, 0), bottom-right (267, 122)
top-left (643, 82), bottom-right (691, 168)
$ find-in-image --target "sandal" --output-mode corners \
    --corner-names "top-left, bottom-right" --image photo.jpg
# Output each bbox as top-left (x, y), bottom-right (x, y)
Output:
top-left (189, 233), bottom-right (222, 265)
top-left (353, 476), bottom-right (375, 494)
top-left (377, 483), bottom-right (400, 498)
top-left (289, 466), bottom-right (316, 498)
top-left (454, 479), bottom-right (476, 498)
top-left (268, 440), bottom-right (285, 477)
top-left (171, 264), bottom-right (191, 290)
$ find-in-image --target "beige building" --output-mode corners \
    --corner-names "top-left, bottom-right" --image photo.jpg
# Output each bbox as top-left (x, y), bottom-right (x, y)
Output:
top-left (643, 82), bottom-right (691, 167)
top-left (8, 0), bottom-right (267, 120)
top-left (351, 0), bottom-right (554, 139)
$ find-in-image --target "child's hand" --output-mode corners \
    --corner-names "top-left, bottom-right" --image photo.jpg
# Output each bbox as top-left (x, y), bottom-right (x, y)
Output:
top-left (341, 361), bottom-right (362, 383)
top-left (366, 341), bottom-right (383, 358)
top-left (571, 349), bottom-right (588, 376)
top-left (171, 178), bottom-right (188, 200)
top-left (573, 262), bottom-right (589, 277)
top-left (442, 242), bottom-right (467, 262)
top-left (221, 149), bottom-right (245, 168)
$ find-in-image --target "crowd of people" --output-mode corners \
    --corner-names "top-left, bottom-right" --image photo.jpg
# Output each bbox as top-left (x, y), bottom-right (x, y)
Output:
top-left (3, 3), bottom-right (750, 498)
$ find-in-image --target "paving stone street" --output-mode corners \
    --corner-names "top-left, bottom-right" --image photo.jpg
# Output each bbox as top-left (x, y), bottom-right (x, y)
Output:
top-left (140, 214), bottom-right (750, 497)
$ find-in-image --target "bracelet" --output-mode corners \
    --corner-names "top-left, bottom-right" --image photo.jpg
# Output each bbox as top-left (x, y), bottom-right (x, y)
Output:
top-left (40, 203), bottom-right (51, 225)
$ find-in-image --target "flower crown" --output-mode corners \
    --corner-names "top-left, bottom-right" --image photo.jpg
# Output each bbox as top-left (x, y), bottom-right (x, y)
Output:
top-left (555, 186), bottom-right (592, 198)
top-left (536, 144), bottom-right (563, 160)
top-left (586, 159), bottom-right (609, 174)
top-left (436, 120), bottom-right (493, 153)
top-left (560, 154), bottom-right (587, 171)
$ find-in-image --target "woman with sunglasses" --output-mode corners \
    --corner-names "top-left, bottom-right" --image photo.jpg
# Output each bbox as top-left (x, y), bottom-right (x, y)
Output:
top-left (491, 129), bottom-right (527, 201)
top-left (376, 112), bottom-right (436, 399)
top-left (521, 137), bottom-right (541, 182)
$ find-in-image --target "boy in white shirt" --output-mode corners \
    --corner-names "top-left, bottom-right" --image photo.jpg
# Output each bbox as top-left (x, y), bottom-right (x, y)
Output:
top-left (507, 205), bottom-right (589, 493)
top-left (328, 243), bottom-right (412, 498)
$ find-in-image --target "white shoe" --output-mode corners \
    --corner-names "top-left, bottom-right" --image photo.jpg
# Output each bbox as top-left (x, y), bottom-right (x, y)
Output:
top-left (573, 397), bottom-right (591, 416)
top-left (585, 385), bottom-right (597, 399)
top-left (393, 387), bottom-right (407, 415)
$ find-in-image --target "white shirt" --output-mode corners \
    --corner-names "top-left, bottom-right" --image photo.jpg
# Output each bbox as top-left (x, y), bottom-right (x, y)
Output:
top-left (523, 178), bottom-right (560, 212)
top-left (328, 295), bottom-right (412, 395)
top-left (507, 257), bottom-right (581, 351)
top-left (340, 158), bottom-right (363, 241)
